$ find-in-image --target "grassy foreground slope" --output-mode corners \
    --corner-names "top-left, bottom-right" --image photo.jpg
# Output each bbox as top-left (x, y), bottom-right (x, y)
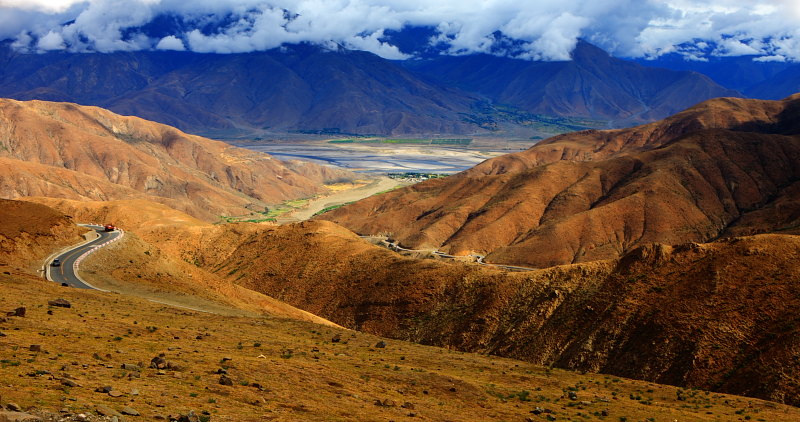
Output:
top-left (3, 272), bottom-right (800, 421)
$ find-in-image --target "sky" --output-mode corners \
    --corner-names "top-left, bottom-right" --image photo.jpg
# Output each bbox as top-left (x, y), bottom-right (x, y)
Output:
top-left (0, 0), bottom-right (798, 62)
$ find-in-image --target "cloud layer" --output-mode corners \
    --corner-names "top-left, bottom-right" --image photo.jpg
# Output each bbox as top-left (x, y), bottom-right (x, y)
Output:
top-left (2, 0), bottom-right (799, 62)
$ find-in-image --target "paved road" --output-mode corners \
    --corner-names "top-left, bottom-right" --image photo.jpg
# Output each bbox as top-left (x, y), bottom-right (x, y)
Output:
top-left (47, 225), bottom-right (123, 289)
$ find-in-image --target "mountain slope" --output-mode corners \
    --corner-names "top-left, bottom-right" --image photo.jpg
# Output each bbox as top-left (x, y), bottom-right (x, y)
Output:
top-left (141, 218), bottom-right (800, 406)
top-left (319, 95), bottom-right (800, 267)
top-left (0, 42), bottom-right (744, 135)
top-left (0, 44), bottom-right (478, 136)
top-left (0, 99), bottom-right (354, 220)
top-left (746, 64), bottom-right (800, 100)
top-left (404, 41), bottom-right (741, 126)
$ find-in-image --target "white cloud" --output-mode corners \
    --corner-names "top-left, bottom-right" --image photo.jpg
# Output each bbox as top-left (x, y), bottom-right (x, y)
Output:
top-left (37, 30), bottom-right (66, 50)
top-left (0, 0), bottom-right (799, 62)
top-left (155, 35), bottom-right (185, 51)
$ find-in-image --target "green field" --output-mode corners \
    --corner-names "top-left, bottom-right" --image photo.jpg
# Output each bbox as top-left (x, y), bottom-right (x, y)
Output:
top-left (329, 138), bottom-right (472, 145)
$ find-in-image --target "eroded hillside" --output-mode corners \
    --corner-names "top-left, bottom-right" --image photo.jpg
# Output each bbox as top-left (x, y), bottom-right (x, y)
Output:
top-left (319, 95), bottom-right (800, 267)
top-left (0, 99), bottom-right (354, 220)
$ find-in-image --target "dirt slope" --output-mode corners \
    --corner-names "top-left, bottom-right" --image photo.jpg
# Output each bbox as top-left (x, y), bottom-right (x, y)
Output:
top-left (5, 271), bottom-right (798, 421)
top-left (144, 219), bottom-right (799, 406)
top-left (0, 98), bottom-right (354, 220)
top-left (319, 95), bottom-right (800, 267)
top-left (0, 198), bottom-right (83, 272)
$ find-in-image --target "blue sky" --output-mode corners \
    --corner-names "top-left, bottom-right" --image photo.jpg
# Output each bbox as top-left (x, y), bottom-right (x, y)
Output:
top-left (1, 0), bottom-right (799, 62)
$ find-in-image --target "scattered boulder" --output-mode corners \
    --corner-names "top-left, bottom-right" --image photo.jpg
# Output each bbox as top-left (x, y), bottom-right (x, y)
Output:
top-left (61, 379), bottom-right (79, 388)
top-left (174, 411), bottom-right (200, 422)
top-left (6, 307), bottom-right (25, 317)
top-left (120, 406), bottom-right (140, 416)
top-left (121, 363), bottom-right (140, 372)
top-left (0, 411), bottom-right (42, 421)
top-left (219, 375), bottom-right (234, 386)
top-left (401, 402), bottom-right (415, 410)
top-left (150, 355), bottom-right (167, 369)
top-left (28, 345), bottom-right (41, 352)
top-left (47, 299), bottom-right (71, 308)
top-left (5, 404), bottom-right (21, 412)
top-left (95, 386), bottom-right (113, 394)
top-left (375, 341), bottom-right (387, 348)
top-left (331, 334), bottom-right (341, 343)
top-left (568, 391), bottom-right (578, 400)
top-left (94, 405), bottom-right (121, 417)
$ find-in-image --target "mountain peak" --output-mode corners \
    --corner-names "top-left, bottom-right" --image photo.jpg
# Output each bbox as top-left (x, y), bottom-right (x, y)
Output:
top-left (570, 40), bottom-right (612, 62)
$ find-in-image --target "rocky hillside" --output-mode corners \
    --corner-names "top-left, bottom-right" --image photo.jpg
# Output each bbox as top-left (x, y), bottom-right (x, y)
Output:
top-left (30, 196), bottom-right (800, 406)
top-left (0, 99), bottom-right (354, 220)
top-left (4, 269), bottom-right (797, 421)
top-left (319, 95), bottom-right (800, 267)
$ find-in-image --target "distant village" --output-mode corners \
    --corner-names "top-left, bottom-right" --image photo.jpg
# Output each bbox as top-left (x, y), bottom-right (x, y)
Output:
top-left (387, 172), bottom-right (449, 181)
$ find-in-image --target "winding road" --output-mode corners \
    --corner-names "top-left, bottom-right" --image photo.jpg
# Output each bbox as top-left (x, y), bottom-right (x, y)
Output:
top-left (46, 224), bottom-right (123, 289)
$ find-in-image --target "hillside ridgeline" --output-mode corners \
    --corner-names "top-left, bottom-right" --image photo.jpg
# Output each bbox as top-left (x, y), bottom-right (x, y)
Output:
top-left (319, 95), bottom-right (800, 267)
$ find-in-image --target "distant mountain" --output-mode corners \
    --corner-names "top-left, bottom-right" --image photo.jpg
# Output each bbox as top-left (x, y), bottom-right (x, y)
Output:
top-left (319, 94), bottom-right (800, 268)
top-left (745, 65), bottom-right (800, 100)
top-left (404, 41), bottom-right (741, 127)
top-left (0, 98), bottom-right (354, 220)
top-left (0, 41), bottom-right (742, 135)
top-left (634, 54), bottom-right (792, 93)
top-left (0, 43), bottom-right (478, 136)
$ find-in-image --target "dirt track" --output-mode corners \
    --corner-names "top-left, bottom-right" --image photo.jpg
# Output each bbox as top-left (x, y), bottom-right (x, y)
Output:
top-left (287, 176), bottom-right (409, 221)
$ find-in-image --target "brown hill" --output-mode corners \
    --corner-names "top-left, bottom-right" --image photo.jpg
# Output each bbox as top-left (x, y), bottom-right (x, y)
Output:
top-left (0, 98), bottom-right (354, 220)
top-left (24, 196), bottom-right (800, 405)
top-left (0, 198), bottom-right (83, 272)
top-left (5, 270), bottom-right (798, 421)
top-left (143, 219), bottom-right (800, 406)
top-left (319, 95), bottom-right (800, 267)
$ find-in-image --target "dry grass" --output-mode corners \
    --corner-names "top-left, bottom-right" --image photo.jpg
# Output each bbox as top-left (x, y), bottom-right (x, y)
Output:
top-left (1, 271), bottom-right (798, 421)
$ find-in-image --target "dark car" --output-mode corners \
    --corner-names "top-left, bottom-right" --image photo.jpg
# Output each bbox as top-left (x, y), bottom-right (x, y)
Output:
top-left (51, 259), bottom-right (61, 267)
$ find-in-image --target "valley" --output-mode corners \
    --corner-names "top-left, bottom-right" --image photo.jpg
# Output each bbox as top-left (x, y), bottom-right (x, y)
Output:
top-left (1, 2), bottom-right (800, 419)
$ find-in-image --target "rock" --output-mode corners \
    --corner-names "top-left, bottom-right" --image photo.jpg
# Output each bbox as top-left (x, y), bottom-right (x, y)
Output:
top-left (175, 411), bottom-right (200, 422)
top-left (0, 332), bottom-right (5, 337)
top-left (531, 407), bottom-right (544, 415)
top-left (331, 334), bottom-right (341, 343)
top-left (120, 406), bottom-right (139, 416)
top-left (108, 390), bottom-right (124, 398)
top-left (374, 399), bottom-right (396, 407)
top-left (153, 415), bottom-right (166, 420)
top-left (219, 375), bottom-right (233, 386)
top-left (47, 299), bottom-right (71, 308)
top-left (401, 402), bottom-right (415, 410)
top-left (568, 391), bottom-right (578, 400)
top-left (61, 379), bottom-right (79, 387)
top-left (95, 386), bottom-right (113, 394)
top-left (6, 307), bottom-right (25, 317)
top-left (0, 411), bottom-right (42, 421)
top-left (5, 404), bottom-right (21, 412)
top-left (221, 356), bottom-right (232, 362)
top-left (580, 400), bottom-right (592, 406)
top-left (121, 363), bottom-right (140, 371)
top-left (95, 405), bottom-right (121, 417)
top-left (215, 368), bottom-right (227, 374)
top-left (150, 356), bottom-right (167, 369)
top-left (28, 345), bottom-right (41, 352)
top-left (601, 410), bottom-right (609, 416)
top-left (375, 341), bottom-right (387, 348)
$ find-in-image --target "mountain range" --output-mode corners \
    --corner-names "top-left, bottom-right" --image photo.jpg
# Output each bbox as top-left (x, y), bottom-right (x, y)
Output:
top-left (0, 40), bottom-right (747, 136)
top-left (319, 94), bottom-right (800, 268)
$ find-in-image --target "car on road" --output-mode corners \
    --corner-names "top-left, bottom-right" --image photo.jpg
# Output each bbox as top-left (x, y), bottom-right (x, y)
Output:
top-left (51, 258), bottom-right (61, 267)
